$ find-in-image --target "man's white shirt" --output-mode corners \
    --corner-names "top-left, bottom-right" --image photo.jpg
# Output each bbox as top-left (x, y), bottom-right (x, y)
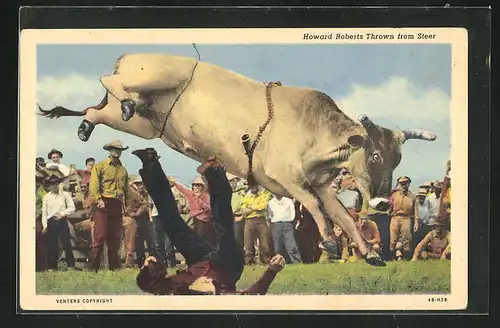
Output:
top-left (267, 196), bottom-right (296, 223)
top-left (41, 190), bottom-right (76, 230)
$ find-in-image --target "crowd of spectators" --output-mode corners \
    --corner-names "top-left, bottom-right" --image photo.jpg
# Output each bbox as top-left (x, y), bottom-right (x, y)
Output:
top-left (34, 144), bottom-right (452, 271)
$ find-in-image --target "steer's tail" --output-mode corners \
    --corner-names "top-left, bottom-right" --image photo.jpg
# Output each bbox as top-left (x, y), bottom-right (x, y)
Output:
top-left (37, 105), bottom-right (87, 119)
top-left (37, 91), bottom-right (109, 119)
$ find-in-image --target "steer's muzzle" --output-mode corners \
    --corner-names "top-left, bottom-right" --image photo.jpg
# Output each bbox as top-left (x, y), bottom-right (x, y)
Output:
top-left (77, 119), bottom-right (95, 142)
top-left (121, 99), bottom-right (136, 121)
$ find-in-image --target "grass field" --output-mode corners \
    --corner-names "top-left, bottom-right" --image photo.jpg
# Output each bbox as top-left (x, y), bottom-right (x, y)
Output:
top-left (36, 260), bottom-right (450, 295)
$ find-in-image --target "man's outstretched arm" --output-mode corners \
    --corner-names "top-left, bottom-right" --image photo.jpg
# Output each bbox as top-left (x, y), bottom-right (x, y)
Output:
top-left (237, 254), bottom-right (285, 295)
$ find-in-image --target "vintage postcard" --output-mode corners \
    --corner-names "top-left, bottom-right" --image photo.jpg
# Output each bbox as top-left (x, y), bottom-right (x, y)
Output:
top-left (19, 27), bottom-right (467, 311)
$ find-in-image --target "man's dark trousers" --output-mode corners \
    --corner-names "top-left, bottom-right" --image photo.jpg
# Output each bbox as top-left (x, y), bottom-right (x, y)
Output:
top-left (46, 217), bottom-right (75, 269)
top-left (140, 160), bottom-right (244, 284)
top-left (371, 213), bottom-right (391, 261)
top-left (152, 215), bottom-right (177, 267)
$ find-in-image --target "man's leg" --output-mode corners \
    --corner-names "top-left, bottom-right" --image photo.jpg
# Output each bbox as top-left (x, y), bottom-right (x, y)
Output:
top-left (58, 220), bottom-right (76, 268)
top-left (244, 219), bottom-right (257, 265)
top-left (46, 219), bottom-right (59, 270)
top-left (283, 221), bottom-right (302, 264)
top-left (164, 232), bottom-right (177, 267)
top-left (135, 217), bottom-right (147, 266)
top-left (91, 208), bottom-right (108, 270)
top-left (152, 215), bottom-right (167, 265)
top-left (256, 218), bottom-right (273, 264)
top-left (234, 220), bottom-right (245, 248)
top-left (202, 165), bottom-right (244, 281)
top-left (389, 216), bottom-right (399, 257)
top-left (401, 218), bottom-right (412, 259)
top-left (123, 216), bottom-right (137, 267)
top-left (106, 199), bottom-right (124, 270)
top-left (271, 222), bottom-right (283, 257)
top-left (133, 149), bottom-right (214, 265)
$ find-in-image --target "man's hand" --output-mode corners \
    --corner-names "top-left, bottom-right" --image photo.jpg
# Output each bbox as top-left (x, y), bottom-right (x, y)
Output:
top-left (167, 176), bottom-right (176, 184)
top-left (97, 199), bottom-right (105, 209)
top-left (54, 213), bottom-right (63, 219)
top-left (41, 227), bottom-right (47, 235)
top-left (142, 256), bottom-right (157, 270)
top-left (234, 215), bottom-right (243, 223)
top-left (268, 254), bottom-right (285, 273)
top-left (413, 223), bottom-right (419, 232)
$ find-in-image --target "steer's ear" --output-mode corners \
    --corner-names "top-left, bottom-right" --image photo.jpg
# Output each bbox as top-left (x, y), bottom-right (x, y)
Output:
top-left (347, 135), bottom-right (365, 150)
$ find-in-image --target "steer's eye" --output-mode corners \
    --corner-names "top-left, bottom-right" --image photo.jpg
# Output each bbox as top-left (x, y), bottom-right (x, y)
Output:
top-left (372, 153), bottom-right (381, 163)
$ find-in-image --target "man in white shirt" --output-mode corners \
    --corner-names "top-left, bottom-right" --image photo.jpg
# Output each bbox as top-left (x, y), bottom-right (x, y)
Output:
top-left (267, 195), bottom-right (302, 264)
top-left (42, 174), bottom-right (77, 271)
top-left (425, 180), bottom-right (443, 228)
top-left (46, 149), bottom-right (71, 177)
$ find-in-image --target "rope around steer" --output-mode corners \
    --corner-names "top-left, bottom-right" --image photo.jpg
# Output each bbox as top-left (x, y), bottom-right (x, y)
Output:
top-left (245, 81), bottom-right (282, 186)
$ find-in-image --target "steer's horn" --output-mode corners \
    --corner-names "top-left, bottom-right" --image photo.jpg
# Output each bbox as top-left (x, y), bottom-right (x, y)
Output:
top-left (399, 129), bottom-right (437, 144)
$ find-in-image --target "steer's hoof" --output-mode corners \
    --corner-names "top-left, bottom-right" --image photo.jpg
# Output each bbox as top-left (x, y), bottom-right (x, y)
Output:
top-left (363, 249), bottom-right (386, 267)
top-left (121, 99), bottom-right (136, 121)
top-left (77, 119), bottom-right (95, 142)
top-left (319, 239), bottom-right (339, 255)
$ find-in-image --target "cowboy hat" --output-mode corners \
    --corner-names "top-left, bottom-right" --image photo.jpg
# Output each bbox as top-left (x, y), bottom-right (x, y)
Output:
top-left (397, 176), bottom-right (411, 184)
top-left (417, 187), bottom-right (428, 196)
top-left (433, 180), bottom-right (443, 189)
top-left (192, 176), bottom-right (206, 187)
top-left (226, 172), bottom-right (240, 181)
top-left (103, 140), bottom-right (129, 151)
top-left (45, 174), bottom-right (65, 185)
top-left (47, 149), bottom-right (63, 159)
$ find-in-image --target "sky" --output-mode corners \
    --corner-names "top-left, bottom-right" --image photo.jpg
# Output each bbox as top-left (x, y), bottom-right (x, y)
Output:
top-left (36, 43), bottom-right (451, 191)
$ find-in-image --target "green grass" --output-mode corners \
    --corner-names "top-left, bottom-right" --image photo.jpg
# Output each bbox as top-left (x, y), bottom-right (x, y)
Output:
top-left (36, 260), bottom-right (450, 295)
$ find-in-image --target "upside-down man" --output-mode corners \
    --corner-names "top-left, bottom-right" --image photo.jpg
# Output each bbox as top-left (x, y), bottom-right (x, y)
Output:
top-left (133, 148), bottom-right (285, 295)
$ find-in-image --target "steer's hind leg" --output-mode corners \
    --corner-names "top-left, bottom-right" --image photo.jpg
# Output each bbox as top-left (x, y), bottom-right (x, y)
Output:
top-left (100, 74), bottom-right (144, 121)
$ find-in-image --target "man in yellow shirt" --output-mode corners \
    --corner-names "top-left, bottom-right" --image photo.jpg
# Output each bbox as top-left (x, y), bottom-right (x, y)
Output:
top-left (89, 140), bottom-right (130, 271)
top-left (241, 185), bottom-right (273, 264)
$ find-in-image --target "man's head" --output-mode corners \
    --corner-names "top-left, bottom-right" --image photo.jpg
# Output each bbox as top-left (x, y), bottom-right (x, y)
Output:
top-left (397, 176), bottom-right (411, 192)
top-left (249, 184), bottom-right (260, 195)
top-left (417, 191), bottom-right (426, 204)
top-left (48, 149), bottom-right (63, 163)
top-left (226, 172), bottom-right (240, 191)
top-left (36, 157), bottom-right (46, 167)
top-left (359, 210), bottom-right (369, 226)
top-left (432, 180), bottom-right (443, 197)
top-left (85, 157), bottom-right (96, 171)
top-left (433, 217), bottom-right (447, 235)
top-left (80, 182), bottom-right (89, 194)
top-left (192, 176), bottom-right (206, 194)
top-left (45, 175), bottom-right (62, 193)
top-left (132, 179), bottom-right (146, 194)
top-left (103, 140), bottom-right (128, 160)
